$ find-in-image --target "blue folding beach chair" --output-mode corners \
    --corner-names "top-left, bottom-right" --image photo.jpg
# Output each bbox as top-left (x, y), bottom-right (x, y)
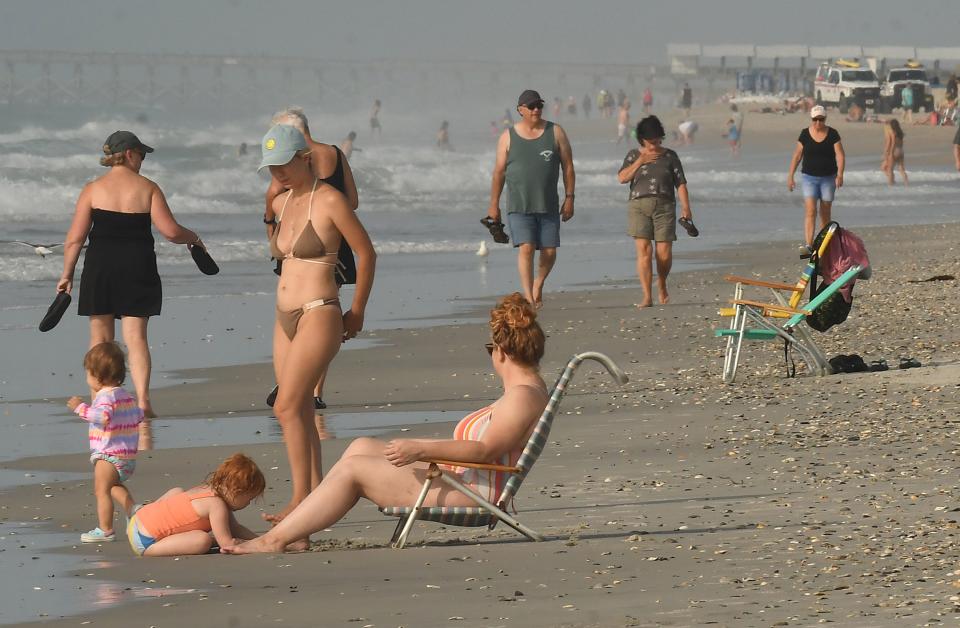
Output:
top-left (715, 265), bottom-right (863, 383)
top-left (380, 352), bottom-right (628, 549)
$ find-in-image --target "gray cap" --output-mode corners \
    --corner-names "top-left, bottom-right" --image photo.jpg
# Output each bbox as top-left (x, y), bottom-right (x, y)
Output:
top-left (258, 124), bottom-right (308, 172)
top-left (517, 89), bottom-right (543, 107)
top-left (104, 130), bottom-right (153, 155)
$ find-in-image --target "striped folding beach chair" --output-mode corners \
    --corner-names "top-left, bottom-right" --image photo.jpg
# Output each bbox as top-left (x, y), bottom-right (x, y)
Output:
top-left (715, 265), bottom-right (863, 383)
top-left (381, 351), bottom-right (628, 549)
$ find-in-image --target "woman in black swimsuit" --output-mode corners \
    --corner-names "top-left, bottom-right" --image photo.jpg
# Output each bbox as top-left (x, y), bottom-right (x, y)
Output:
top-left (58, 131), bottom-right (203, 431)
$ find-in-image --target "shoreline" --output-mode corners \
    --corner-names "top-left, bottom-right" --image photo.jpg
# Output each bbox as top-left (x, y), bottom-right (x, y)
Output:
top-left (2, 220), bottom-right (959, 625)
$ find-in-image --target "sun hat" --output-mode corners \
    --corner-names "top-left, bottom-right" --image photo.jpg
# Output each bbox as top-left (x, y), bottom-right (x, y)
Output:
top-left (258, 124), bottom-right (308, 172)
top-left (103, 130), bottom-right (153, 155)
top-left (810, 105), bottom-right (827, 118)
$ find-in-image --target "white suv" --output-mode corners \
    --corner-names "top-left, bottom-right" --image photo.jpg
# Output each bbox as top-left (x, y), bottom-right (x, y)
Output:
top-left (814, 61), bottom-right (881, 113)
top-left (878, 66), bottom-right (934, 114)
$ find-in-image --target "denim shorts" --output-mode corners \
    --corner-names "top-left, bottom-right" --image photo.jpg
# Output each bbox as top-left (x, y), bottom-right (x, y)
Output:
top-left (800, 173), bottom-right (836, 202)
top-left (506, 212), bottom-right (561, 249)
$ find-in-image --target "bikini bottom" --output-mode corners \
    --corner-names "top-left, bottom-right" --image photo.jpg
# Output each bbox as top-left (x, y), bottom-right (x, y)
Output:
top-left (277, 297), bottom-right (340, 340)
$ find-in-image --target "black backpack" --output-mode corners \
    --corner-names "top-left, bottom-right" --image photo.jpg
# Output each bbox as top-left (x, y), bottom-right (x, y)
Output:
top-left (806, 223), bottom-right (852, 332)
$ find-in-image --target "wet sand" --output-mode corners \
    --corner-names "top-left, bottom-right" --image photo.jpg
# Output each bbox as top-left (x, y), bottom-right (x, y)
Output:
top-left (3, 217), bottom-right (959, 627)
top-left (3, 104), bottom-right (960, 626)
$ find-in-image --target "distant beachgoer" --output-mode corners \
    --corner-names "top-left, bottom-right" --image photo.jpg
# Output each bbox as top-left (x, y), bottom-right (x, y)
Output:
top-left (617, 88), bottom-right (627, 108)
top-left (677, 119), bottom-right (698, 145)
top-left (567, 96), bottom-right (577, 116)
top-left (222, 293), bottom-right (550, 555)
top-left (436, 120), bottom-right (452, 151)
top-left (552, 96), bottom-right (562, 119)
top-left (723, 118), bottom-right (740, 157)
top-left (730, 104), bottom-right (744, 148)
top-left (954, 126), bottom-right (960, 171)
top-left (340, 131), bottom-right (360, 160)
top-left (642, 87), bottom-right (653, 113)
top-left (845, 102), bottom-right (865, 122)
top-left (238, 142), bottom-right (248, 157)
top-left (582, 94), bottom-right (592, 118)
top-left (126, 453), bottom-right (265, 556)
top-left (67, 341), bottom-right (142, 543)
top-left (901, 84), bottom-right (915, 123)
top-left (502, 109), bottom-right (514, 130)
top-left (370, 99), bottom-right (382, 137)
top-left (618, 115), bottom-right (694, 307)
top-left (258, 124), bottom-right (376, 523)
top-left (881, 119), bottom-right (907, 186)
top-left (787, 105), bottom-right (845, 256)
top-left (680, 83), bottom-right (692, 116)
top-left (616, 100), bottom-right (631, 144)
top-left (490, 121), bottom-right (500, 138)
top-left (488, 89), bottom-right (575, 307)
top-left (265, 108), bottom-right (361, 412)
top-left (58, 131), bottom-right (203, 426)
top-left (946, 75), bottom-right (958, 103)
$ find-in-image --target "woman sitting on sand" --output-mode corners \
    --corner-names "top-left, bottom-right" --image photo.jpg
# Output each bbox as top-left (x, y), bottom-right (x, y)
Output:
top-left (256, 124), bottom-right (376, 523)
top-left (224, 293), bottom-right (548, 553)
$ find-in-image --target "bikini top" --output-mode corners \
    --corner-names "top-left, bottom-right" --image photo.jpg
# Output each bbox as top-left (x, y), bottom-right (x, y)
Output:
top-left (269, 178), bottom-right (337, 266)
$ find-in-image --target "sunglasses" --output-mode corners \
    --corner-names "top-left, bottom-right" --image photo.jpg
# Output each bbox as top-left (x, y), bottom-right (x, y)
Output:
top-left (812, 117), bottom-right (826, 122)
top-left (523, 102), bottom-right (544, 110)
top-left (484, 342), bottom-right (496, 356)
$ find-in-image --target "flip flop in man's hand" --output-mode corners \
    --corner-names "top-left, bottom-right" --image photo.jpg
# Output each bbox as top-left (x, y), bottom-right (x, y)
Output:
top-left (679, 217), bottom-right (700, 237)
top-left (480, 217), bottom-right (510, 244)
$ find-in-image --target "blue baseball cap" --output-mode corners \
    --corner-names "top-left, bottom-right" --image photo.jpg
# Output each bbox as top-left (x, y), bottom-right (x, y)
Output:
top-left (258, 124), bottom-right (307, 172)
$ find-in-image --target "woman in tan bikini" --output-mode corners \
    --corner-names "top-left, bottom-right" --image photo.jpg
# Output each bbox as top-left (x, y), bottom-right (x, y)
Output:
top-left (257, 124), bottom-right (376, 522)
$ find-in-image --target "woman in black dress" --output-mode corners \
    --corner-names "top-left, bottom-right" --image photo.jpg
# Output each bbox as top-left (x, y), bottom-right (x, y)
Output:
top-left (58, 131), bottom-right (203, 429)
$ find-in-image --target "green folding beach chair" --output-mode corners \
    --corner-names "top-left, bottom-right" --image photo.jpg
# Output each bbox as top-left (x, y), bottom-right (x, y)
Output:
top-left (715, 265), bottom-right (863, 383)
top-left (380, 352), bottom-right (629, 549)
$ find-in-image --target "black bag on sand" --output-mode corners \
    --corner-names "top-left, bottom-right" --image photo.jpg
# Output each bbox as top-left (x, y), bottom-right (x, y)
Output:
top-left (39, 292), bottom-right (71, 332)
top-left (335, 240), bottom-right (357, 286)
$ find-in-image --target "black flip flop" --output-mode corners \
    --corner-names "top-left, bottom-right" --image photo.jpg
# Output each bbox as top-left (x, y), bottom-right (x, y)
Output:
top-left (39, 291), bottom-right (71, 332)
top-left (898, 357), bottom-right (921, 369)
top-left (314, 396), bottom-right (326, 410)
top-left (480, 217), bottom-right (510, 244)
top-left (868, 359), bottom-right (889, 372)
top-left (678, 217), bottom-right (699, 237)
top-left (189, 243), bottom-right (219, 275)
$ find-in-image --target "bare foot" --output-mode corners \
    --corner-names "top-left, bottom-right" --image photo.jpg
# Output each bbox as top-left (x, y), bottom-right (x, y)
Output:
top-left (262, 502), bottom-right (297, 524)
top-left (285, 538), bottom-right (310, 552)
top-left (141, 405), bottom-right (157, 419)
top-left (635, 301), bottom-right (652, 309)
top-left (221, 536), bottom-right (286, 554)
top-left (658, 288), bottom-right (670, 305)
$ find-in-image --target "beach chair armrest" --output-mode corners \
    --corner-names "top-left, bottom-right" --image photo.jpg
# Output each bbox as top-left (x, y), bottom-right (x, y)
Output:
top-left (421, 458), bottom-right (521, 473)
top-left (724, 275), bottom-right (802, 292)
top-left (731, 298), bottom-right (810, 316)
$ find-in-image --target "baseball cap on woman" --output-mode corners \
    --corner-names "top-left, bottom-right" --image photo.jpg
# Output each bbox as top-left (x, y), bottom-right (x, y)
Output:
top-left (258, 124), bottom-right (308, 172)
top-left (810, 105), bottom-right (827, 119)
top-left (103, 130), bottom-right (153, 155)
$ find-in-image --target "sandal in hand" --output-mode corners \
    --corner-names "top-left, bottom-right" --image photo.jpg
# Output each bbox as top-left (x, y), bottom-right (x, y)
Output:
top-left (678, 217), bottom-right (699, 237)
top-left (481, 217), bottom-right (510, 244)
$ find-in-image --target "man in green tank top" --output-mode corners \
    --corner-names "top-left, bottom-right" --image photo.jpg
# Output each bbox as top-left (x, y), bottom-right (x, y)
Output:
top-left (487, 89), bottom-right (575, 307)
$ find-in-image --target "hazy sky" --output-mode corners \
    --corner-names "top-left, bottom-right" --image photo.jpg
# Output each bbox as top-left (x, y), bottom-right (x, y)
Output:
top-left (2, 0), bottom-right (959, 65)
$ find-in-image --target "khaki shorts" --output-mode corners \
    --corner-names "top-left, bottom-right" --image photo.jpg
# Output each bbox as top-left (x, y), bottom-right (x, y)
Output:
top-left (627, 197), bottom-right (677, 242)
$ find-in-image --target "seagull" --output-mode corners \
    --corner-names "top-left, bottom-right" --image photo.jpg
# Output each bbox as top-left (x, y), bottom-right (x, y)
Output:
top-left (1, 241), bottom-right (64, 258)
top-left (476, 241), bottom-right (489, 257)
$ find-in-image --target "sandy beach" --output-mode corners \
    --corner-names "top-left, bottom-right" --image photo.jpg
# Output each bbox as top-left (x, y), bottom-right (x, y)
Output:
top-left (2, 106), bottom-right (960, 627)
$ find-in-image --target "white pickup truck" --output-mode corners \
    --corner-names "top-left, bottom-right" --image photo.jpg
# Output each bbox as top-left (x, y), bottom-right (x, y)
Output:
top-left (877, 66), bottom-right (935, 114)
top-left (814, 61), bottom-right (881, 113)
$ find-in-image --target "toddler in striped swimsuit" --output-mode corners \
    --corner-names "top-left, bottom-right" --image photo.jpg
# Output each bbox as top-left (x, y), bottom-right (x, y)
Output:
top-left (67, 341), bottom-right (143, 543)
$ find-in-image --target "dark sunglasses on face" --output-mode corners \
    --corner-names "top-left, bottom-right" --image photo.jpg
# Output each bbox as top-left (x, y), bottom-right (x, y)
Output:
top-left (485, 342), bottom-right (495, 356)
top-left (812, 117), bottom-right (826, 122)
top-left (524, 101), bottom-right (544, 110)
